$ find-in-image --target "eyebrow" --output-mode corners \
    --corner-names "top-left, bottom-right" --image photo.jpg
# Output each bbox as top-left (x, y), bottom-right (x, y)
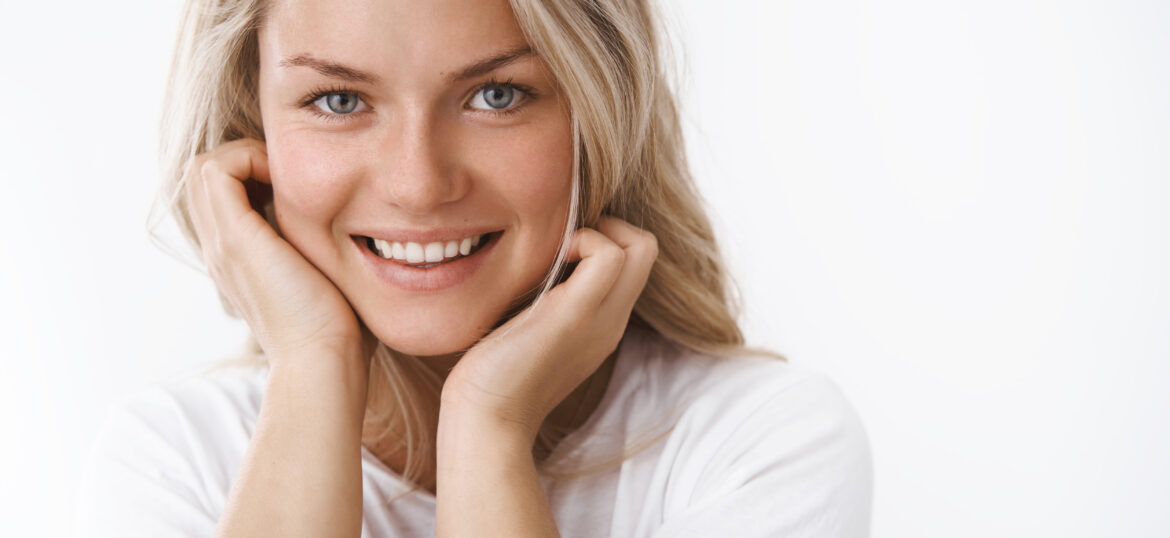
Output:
top-left (279, 55), bottom-right (380, 83)
top-left (278, 46), bottom-right (535, 85)
top-left (446, 46), bottom-right (534, 82)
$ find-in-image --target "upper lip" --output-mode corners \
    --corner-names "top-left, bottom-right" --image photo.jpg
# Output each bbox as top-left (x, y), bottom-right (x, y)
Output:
top-left (350, 227), bottom-right (501, 244)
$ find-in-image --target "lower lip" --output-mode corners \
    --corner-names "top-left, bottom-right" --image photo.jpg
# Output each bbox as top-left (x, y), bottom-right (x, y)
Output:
top-left (353, 233), bottom-right (500, 292)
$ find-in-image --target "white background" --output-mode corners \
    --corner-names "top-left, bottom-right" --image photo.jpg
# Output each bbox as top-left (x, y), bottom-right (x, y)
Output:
top-left (1, 0), bottom-right (1167, 536)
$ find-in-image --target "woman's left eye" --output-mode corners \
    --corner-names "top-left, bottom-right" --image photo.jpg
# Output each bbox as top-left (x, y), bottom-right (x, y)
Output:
top-left (468, 83), bottom-right (529, 112)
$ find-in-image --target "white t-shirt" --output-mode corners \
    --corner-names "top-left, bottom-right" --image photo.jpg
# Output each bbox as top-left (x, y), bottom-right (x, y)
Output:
top-left (76, 326), bottom-right (872, 537)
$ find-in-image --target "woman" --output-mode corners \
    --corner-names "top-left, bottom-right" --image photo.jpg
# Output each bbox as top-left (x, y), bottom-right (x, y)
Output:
top-left (77, 0), bottom-right (872, 536)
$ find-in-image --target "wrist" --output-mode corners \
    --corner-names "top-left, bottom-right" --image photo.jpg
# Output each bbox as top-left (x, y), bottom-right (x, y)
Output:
top-left (438, 393), bottom-right (540, 448)
top-left (266, 346), bottom-right (372, 420)
top-left (266, 333), bottom-right (370, 363)
top-left (267, 337), bottom-right (370, 371)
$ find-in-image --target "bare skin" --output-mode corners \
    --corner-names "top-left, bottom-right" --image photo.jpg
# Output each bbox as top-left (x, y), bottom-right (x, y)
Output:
top-left (183, 0), bottom-right (658, 536)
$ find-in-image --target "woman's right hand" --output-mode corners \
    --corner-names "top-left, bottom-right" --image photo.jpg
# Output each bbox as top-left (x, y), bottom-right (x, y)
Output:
top-left (183, 138), bottom-right (371, 364)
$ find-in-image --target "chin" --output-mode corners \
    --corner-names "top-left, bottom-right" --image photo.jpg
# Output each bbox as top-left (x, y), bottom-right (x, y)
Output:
top-left (352, 276), bottom-right (541, 361)
top-left (362, 309), bottom-right (492, 359)
top-left (378, 334), bottom-right (478, 358)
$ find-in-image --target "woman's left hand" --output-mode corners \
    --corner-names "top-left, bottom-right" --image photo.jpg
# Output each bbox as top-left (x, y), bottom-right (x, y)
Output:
top-left (441, 217), bottom-right (658, 441)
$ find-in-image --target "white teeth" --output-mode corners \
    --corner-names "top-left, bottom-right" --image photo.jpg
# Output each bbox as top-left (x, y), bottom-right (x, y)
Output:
top-left (405, 242), bottom-right (424, 263)
top-left (370, 233), bottom-right (488, 263)
top-left (374, 239), bottom-right (391, 259)
top-left (424, 242), bottom-right (444, 262)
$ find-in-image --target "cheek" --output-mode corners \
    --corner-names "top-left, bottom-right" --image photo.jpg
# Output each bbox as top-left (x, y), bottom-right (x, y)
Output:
top-left (266, 131), bottom-right (359, 228)
top-left (521, 129), bottom-right (575, 243)
top-left (470, 123), bottom-right (575, 295)
top-left (473, 125), bottom-right (575, 226)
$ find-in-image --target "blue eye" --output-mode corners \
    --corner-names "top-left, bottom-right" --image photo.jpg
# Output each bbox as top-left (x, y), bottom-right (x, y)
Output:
top-left (469, 83), bottom-right (528, 111)
top-left (312, 91), bottom-right (363, 115)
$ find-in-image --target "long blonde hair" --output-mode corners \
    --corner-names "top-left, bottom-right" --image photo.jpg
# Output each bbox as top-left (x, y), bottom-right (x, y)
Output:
top-left (152, 0), bottom-right (782, 498)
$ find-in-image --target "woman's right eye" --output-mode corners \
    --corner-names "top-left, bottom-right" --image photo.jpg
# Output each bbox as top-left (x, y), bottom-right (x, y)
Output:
top-left (309, 91), bottom-right (368, 118)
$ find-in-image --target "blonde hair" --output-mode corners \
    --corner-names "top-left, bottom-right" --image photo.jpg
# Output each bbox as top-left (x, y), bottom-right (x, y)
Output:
top-left (152, 0), bottom-right (784, 500)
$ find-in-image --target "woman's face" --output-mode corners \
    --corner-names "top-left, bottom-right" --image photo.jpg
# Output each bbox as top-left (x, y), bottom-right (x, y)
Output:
top-left (256, 0), bottom-right (573, 360)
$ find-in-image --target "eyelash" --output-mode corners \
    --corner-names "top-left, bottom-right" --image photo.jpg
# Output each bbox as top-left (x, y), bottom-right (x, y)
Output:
top-left (298, 77), bottom-right (539, 123)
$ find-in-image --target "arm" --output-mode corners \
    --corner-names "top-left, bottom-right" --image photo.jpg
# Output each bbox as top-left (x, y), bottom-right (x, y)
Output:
top-left (653, 375), bottom-right (873, 538)
top-left (432, 218), bottom-right (658, 537)
top-left (434, 398), bottom-right (560, 538)
top-left (180, 138), bottom-right (375, 537)
top-left (214, 349), bottom-right (370, 538)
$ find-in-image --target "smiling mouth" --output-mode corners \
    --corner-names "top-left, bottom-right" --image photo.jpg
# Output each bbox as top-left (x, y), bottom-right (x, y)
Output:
top-left (355, 231), bottom-right (500, 268)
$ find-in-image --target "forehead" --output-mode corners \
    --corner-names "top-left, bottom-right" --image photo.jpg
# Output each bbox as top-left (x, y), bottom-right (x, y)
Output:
top-left (260, 0), bottom-right (528, 78)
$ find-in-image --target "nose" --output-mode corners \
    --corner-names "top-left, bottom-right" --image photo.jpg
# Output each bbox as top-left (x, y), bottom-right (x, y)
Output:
top-left (372, 108), bottom-right (468, 215)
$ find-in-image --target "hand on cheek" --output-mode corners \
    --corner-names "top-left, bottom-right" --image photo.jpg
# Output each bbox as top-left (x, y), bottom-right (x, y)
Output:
top-left (184, 138), bottom-right (375, 366)
top-left (441, 217), bottom-right (659, 440)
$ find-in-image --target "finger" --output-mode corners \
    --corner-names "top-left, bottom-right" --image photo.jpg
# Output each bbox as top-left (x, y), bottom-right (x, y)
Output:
top-left (594, 217), bottom-right (658, 314)
top-left (200, 141), bottom-right (275, 243)
top-left (181, 153), bottom-right (210, 241)
top-left (182, 139), bottom-right (269, 241)
top-left (213, 138), bottom-right (272, 183)
top-left (555, 227), bottom-right (626, 310)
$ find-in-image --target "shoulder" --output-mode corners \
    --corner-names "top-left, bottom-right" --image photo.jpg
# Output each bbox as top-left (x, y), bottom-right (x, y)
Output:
top-left (652, 342), bottom-right (870, 473)
top-left (689, 362), bottom-right (872, 484)
top-left (76, 363), bottom-right (268, 536)
top-left (631, 328), bottom-right (854, 432)
top-left (630, 331), bottom-right (873, 535)
top-left (95, 363), bottom-right (268, 463)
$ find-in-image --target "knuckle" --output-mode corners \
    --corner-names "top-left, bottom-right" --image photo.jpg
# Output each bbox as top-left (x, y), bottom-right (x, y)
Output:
top-left (644, 238), bottom-right (659, 260)
top-left (181, 156), bottom-right (206, 192)
top-left (200, 157), bottom-right (223, 178)
top-left (229, 138), bottom-right (266, 159)
top-left (245, 137), bottom-right (267, 152)
top-left (640, 230), bottom-right (659, 250)
top-left (229, 136), bottom-right (261, 148)
top-left (606, 243), bottom-right (627, 265)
